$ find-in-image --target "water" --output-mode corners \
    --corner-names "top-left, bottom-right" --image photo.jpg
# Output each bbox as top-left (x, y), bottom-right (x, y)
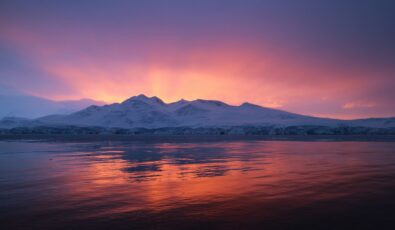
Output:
top-left (1, 139), bottom-right (395, 229)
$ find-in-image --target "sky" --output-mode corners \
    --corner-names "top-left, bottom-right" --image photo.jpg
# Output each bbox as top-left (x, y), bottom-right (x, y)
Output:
top-left (0, 0), bottom-right (394, 119)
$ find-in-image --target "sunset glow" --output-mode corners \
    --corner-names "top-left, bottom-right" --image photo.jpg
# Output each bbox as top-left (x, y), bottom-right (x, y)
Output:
top-left (1, 0), bottom-right (394, 119)
top-left (2, 2), bottom-right (395, 230)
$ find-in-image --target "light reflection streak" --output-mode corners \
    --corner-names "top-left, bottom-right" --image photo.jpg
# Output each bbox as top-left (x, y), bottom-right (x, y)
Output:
top-left (2, 140), bottom-right (395, 226)
top-left (45, 140), bottom-right (395, 217)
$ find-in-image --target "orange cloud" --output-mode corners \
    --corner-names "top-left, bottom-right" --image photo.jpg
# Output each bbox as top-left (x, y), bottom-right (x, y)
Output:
top-left (2, 22), bottom-right (394, 118)
top-left (343, 101), bottom-right (377, 109)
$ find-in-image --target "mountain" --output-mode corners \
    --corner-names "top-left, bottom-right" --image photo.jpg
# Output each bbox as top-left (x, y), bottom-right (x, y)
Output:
top-left (0, 94), bottom-right (105, 119)
top-left (0, 117), bottom-right (42, 129)
top-left (23, 94), bottom-right (392, 129)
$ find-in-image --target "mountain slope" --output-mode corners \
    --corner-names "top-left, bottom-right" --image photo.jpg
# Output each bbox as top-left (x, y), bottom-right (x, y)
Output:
top-left (0, 94), bottom-right (105, 119)
top-left (32, 94), bottom-right (392, 129)
top-left (1, 94), bottom-right (394, 130)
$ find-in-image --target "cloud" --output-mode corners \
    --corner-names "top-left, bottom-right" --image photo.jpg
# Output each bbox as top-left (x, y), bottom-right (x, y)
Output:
top-left (343, 102), bottom-right (377, 110)
top-left (0, 0), bottom-right (394, 118)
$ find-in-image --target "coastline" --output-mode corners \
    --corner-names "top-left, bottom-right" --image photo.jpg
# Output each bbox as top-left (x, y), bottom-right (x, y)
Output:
top-left (1, 134), bottom-right (395, 143)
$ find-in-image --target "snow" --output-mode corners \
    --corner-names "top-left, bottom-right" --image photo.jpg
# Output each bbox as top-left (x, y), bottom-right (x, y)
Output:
top-left (23, 94), bottom-right (394, 129)
top-left (0, 94), bottom-right (105, 119)
top-left (0, 94), bottom-right (394, 130)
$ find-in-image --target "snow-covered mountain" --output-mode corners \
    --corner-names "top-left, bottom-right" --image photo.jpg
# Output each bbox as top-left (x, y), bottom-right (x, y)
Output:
top-left (0, 94), bottom-right (105, 119)
top-left (20, 94), bottom-right (392, 129)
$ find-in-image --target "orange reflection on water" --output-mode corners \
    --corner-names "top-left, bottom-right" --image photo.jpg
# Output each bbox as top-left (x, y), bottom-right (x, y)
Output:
top-left (2, 140), bottom-right (395, 229)
top-left (56, 140), bottom-right (385, 218)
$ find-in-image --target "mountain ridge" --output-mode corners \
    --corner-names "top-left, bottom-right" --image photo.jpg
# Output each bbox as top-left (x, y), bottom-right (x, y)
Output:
top-left (1, 94), bottom-right (394, 130)
top-left (0, 93), bottom-right (105, 119)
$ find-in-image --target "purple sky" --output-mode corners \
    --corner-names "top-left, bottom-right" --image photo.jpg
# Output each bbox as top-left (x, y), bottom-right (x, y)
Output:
top-left (1, 0), bottom-right (394, 118)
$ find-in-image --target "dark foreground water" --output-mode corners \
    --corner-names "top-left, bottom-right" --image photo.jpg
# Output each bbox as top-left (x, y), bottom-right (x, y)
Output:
top-left (1, 139), bottom-right (395, 230)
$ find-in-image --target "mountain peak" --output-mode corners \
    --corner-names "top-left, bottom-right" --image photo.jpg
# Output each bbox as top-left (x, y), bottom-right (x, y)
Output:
top-left (241, 102), bottom-right (260, 108)
top-left (193, 99), bottom-right (229, 107)
top-left (5, 94), bottom-right (395, 130)
top-left (134, 94), bottom-right (149, 100)
top-left (172, 99), bottom-right (190, 104)
top-left (122, 94), bottom-right (165, 106)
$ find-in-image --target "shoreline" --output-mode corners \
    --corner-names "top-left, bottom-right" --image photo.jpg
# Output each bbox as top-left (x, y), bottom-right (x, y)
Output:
top-left (1, 134), bottom-right (395, 143)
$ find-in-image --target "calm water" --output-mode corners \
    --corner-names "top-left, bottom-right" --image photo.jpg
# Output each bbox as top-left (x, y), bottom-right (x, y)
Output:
top-left (1, 139), bottom-right (395, 229)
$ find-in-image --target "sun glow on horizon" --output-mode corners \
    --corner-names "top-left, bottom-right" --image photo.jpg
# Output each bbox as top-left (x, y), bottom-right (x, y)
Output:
top-left (1, 0), bottom-right (394, 119)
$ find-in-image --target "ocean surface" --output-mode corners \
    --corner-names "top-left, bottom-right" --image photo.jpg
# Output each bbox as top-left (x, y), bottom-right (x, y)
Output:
top-left (1, 139), bottom-right (395, 229)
